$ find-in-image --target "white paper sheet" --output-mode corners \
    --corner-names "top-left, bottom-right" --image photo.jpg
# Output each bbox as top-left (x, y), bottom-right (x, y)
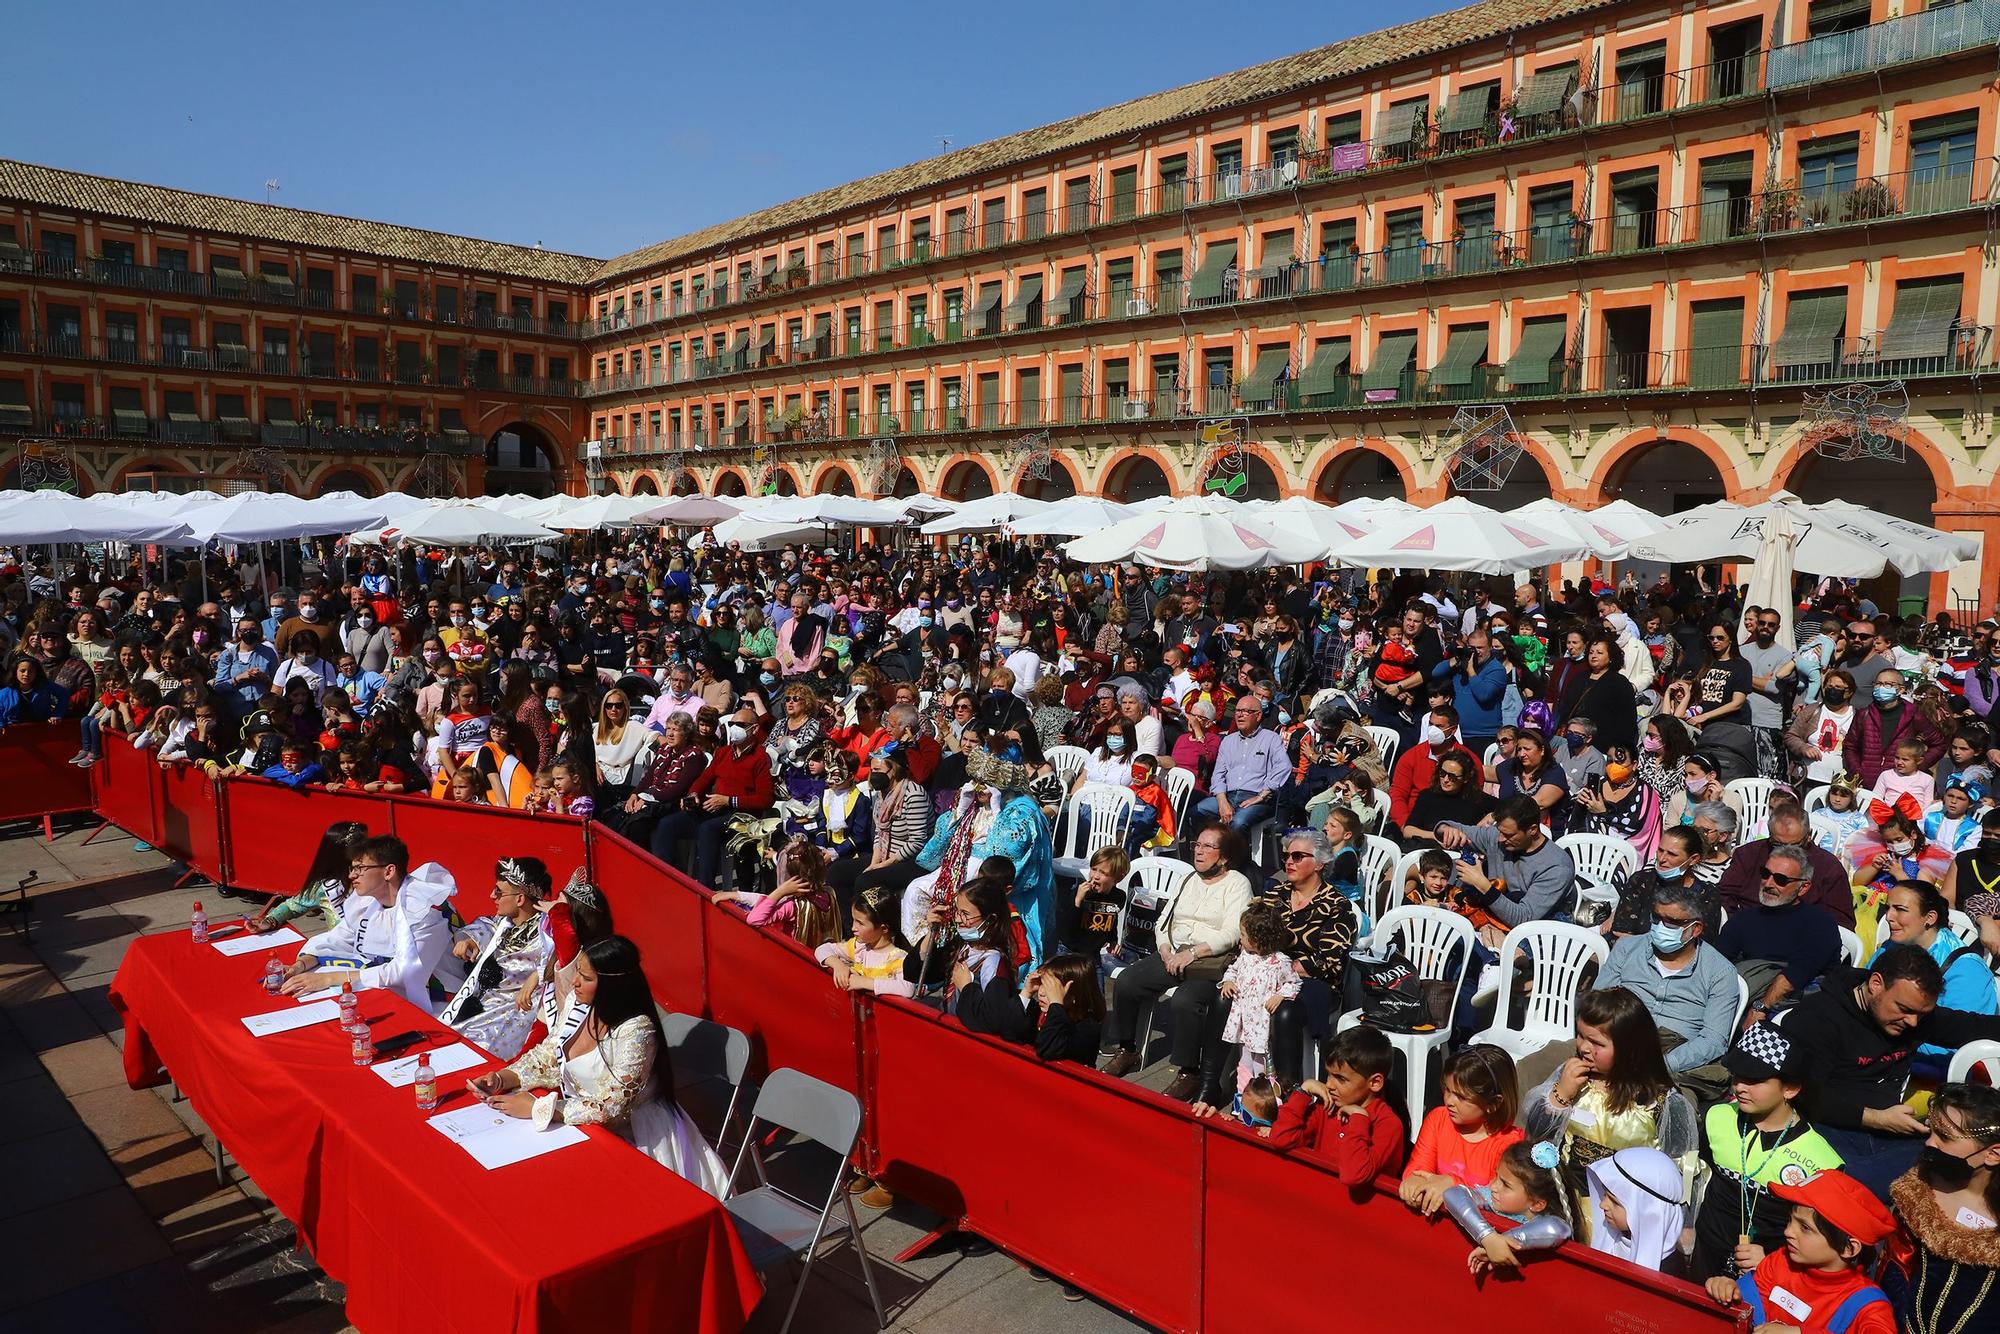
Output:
top-left (292, 977), bottom-right (379, 1004)
top-left (428, 1101), bottom-right (587, 1169)
top-left (242, 999), bottom-right (342, 1037)
top-left (372, 1042), bottom-right (486, 1088)
top-left (212, 927), bottom-right (304, 956)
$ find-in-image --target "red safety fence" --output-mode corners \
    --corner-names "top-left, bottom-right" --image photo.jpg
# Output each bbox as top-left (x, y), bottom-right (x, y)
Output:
top-left (0, 721), bottom-right (92, 824)
top-left (0, 722), bottom-right (1745, 1332)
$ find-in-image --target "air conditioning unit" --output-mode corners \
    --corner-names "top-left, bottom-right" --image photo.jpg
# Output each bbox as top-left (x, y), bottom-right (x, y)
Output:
top-left (1126, 297), bottom-right (1152, 317)
top-left (1123, 398), bottom-right (1151, 420)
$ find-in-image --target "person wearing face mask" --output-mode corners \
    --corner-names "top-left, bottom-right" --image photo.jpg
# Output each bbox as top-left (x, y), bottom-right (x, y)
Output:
top-left (1842, 668), bottom-right (1947, 789)
top-left (260, 589), bottom-right (293, 646)
top-left (1388, 704), bottom-right (1483, 830)
top-left (273, 590), bottom-right (327, 658)
top-left (1785, 667), bottom-right (1859, 789)
top-left (1593, 879), bottom-right (1741, 1099)
top-left (1885, 1082), bottom-right (2000, 1330)
top-left (270, 629), bottom-right (331, 708)
top-left (1076, 720), bottom-right (1138, 793)
top-left (1716, 842), bottom-right (1843, 1026)
top-left (652, 707), bottom-right (775, 886)
top-left (342, 602), bottom-right (396, 675)
top-left (1663, 751), bottom-right (1743, 829)
top-left (210, 617), bottom-right (277, 717)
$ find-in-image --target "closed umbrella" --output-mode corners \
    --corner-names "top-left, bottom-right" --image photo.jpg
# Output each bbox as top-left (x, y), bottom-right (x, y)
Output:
top-left (1326, 496), bottom-right (1592, 573)
top-left (1063, 495), bottom-right (1325, 571)
top-left (1742, 507), bottom-right (1798, 645)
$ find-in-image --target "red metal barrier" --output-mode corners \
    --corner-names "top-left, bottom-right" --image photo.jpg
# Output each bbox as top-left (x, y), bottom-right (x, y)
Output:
top-left (0, 721), bottom-right (92, 824)
top-left (1198, 1126), bottom-right (1743, 1333)
top-left (867, 996), bottom-right (1204, 1331)
top-left (588, 826), bottom-right (708, 1017)
top-left (219, 780), bottom-right (399, 898)
top-left (156, 763), bottom-right (227, 886)
top-left (701, 895), bottom-right (861, 1096)
top-left (384, 799), bottom-right (587, 923)
top-left (88, 728), bottom-right (165, 848)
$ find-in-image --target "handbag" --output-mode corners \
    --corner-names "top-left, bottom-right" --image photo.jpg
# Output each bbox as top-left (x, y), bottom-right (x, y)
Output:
top-left (1181, 948), bottom-right (1240, 984)
top-left (1341, 944), bottom-right (1453, 1033)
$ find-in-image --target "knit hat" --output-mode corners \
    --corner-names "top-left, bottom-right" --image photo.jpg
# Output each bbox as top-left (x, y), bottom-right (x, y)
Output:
top-left (1770, 1169), bottom-right (1897, 1244)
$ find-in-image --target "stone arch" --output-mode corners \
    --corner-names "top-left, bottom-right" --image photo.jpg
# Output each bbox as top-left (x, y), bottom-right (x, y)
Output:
top-left (111, 457), bottom-right (198, 492)
top-left (483, 421), bottom-right (562, 497)
top-left (939, 456), bottom-right (998, 500)
top-left (1773, 426), bottom-right (1956, 509)
top-left (1020, 453), bottom-right (1080, 501)
top-left (1444, 432), bottom-right (1563, 510)
top-left (811, 460), bottom-right (859, 495)
top-left (1310, 441), bottom-right (1415, 502)
top-left (768, 465), bottom-right (801, 496)
top-left (1592, 430), bottom-right (1734, 516)
top-left (669, 469), bottom-right (698, 495)
top-left (306, 466), bottom-right (381, 497)
top-left (628, 473), bottom-right (661, 495)
top-left (711, 468), bottom-right (749, 497)
top-left (1101, 447), bottom-right (1177, 502)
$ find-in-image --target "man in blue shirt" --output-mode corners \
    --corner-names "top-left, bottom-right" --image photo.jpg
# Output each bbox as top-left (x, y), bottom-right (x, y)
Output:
top-left (1594, 878), bottom-right (1741, 1097)
top-left (211, 618), bottom-right (278, 717)
top-left (1195, 696), bottom-right (1290, 832)
top-left (332, 652), bottom-right (387, 717)
top-left (260, 588), bottom-right (293, 644)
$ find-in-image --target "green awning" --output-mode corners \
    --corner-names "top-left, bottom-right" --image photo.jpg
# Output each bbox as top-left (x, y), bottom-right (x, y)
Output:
top-left (1004, 272), bottom-right (1044, 323)
top-left (1297, 340), bottom-right (1352, 397)
top-left (1516, 67), bottom-right (1576, 116)
top-left (1700, 152), bottom-right (1756, 185)
top-left (726, 331), bottom-right (750, 367)
top-left (1812, 0), bottom-right (1870, 25)
top-left (1437, 90), bottom-right (1490, 133)
top-left (1362, 331), bottom-right (1418, 390)
top-left (1381, 101), bottom-right (1427, 146)
top-left (1189, 241), bottom-right (1238, 301)
top-left (1051, 267), bottom-right (1088, 314)
top-left (1239, 346), bottom-right (1293, 399)
top-left (1771, 289), bottom-right (1849, 367)
top-left (1505, 319), bottom-right (1569, 384)
top-left (1879, 277), bottom-right (1964, 359)
top-left (1433, 326), bottom-right (1491, 386)
top-left (1917, 108), bottom-right (1981, 139)
top-left (731, 405), bottom-right (751, 429)
top-left (971, 286), bottom-right (1003, 332)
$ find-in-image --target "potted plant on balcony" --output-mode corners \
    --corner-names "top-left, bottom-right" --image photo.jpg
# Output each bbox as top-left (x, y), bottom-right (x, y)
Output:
top-left (1842, 177), bottom-right (1894, 222)
top-left (1755, 179), bottom-right (1799, 232)
top-left (784, 260), bottom-right (809, 289)
top-left (776, 403), bottom-right (808, 440)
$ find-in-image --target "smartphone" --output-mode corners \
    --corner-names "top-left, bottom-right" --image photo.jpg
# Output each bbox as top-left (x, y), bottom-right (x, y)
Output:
top-left (370, 1030), bottom-right (428, 1060)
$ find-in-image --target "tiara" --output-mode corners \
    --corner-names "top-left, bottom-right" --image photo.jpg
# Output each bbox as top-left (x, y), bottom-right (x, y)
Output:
top-left (498, 858), bottom-right (533, 888)
top-left (562, 867), bottom-right (608, 914)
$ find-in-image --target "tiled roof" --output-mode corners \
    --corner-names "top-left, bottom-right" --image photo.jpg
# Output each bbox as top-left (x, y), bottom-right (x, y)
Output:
top-left (591, 0), bottom-right (1614, 283)
top-left (0, 159), bottom-right (602, 285)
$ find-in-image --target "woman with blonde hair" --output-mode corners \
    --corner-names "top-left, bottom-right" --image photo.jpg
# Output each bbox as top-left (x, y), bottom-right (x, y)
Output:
top-left (592, 688), bottom-right (654, 806)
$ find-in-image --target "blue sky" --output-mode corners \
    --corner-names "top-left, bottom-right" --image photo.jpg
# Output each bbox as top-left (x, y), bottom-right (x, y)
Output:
top-left (6, 0), bottom-right (1433, 261)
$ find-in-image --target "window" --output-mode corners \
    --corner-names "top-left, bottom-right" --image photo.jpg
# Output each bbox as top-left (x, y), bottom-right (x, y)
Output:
top-left (394, 279), bottom-right (419, 317)
top-left (104, 312), bottom-right (138, 360)
top-left (45, 304), bottom-right (81, 351)
top-left (434, 285), bottom-right (459, 322)
top-left (51, 383), bottom-right (86, 419)
top-left (1807, 0), bottom-right (1869, 38)
top-left (157, 247), bottom-right (188, 272)
top-left (351, 275), bottom-right (377, 313)
top-left (1613, 42), bottom-right (1668, 119)
top-left (1211, 141), bottom-right (1243, 193)
top-left (1022, 187), bottom-right (1048, 241)
top-left (1797, 133), bottom-right (1860, 215)
top-left (1324, 112), bottom-right (1362, 148)
top-left (910, 218), bottom-right (932, 261)
top-left (352, 334), bottom-right (380, 377)
top-left (1384, 208), bottom-right (1425, 281)
top-left (1065, 176), bottom-right (1092, 230)
top-left (308, 331), bottom-right (336, 374)
top-left (548, 357), bottom-right (567, 383)
top-left (1910, 111), bottom-right (1978, 213)
top-left (436, 343), bottom-right (460, 384)
top-left (43, 231), bottom-right (76, 266)
top-left (1452, 198), bottom-right (1498, 276)
top-left (101, 239), bottom-right (136, 266)
top-left (1158, 155), bottom-right (1188, 211)
top-left (1528, 183), bottom-right (1579, 261)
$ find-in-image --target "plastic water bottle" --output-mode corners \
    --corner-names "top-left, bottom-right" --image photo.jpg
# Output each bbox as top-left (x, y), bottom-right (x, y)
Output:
top-left (350, 1025), bottom-right (374, 1066)
top-left (413, 1051), bottom-right (438, 1112)
top-left (337, 981), bottom-right (359, 1031)
top-left (190, 901), bottom-right (209, 945)
top-left (262, 957), bottom-right (285, 993)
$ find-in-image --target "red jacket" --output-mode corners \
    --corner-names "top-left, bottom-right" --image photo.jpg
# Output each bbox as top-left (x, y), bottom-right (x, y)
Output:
top-left (689, 741), bottom-right (775, 810)
top-left (1269, 1092), bottom-right (1405, 1188)
top-left (902, 734), bottom-right (942, 785)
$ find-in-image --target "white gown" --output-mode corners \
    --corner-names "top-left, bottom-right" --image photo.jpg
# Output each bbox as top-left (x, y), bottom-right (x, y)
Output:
top-left (506, 1015), bottom-right (731, 1199)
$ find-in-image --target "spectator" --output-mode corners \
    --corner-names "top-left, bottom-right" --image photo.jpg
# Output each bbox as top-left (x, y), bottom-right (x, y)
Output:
top-left (1388, 703), bottom-right (1482, 830)
top-left (1195, 696), bottom-right (1288, 833)
top-left (0, 653), bottom-right (68, 726)
top-left (1717, 804), bottom-right (1857, 928)
top-left (652, 705), bottom-right (772, 886)
top-left (1594, 878), bottom-right (1740, 1097)
top-left (1844, 668), bottom-right (1946, 788)
top-left (1434, 795), bottom-right (1579, 933)
top-left (1718, 842), bottom-right (1843, 1022)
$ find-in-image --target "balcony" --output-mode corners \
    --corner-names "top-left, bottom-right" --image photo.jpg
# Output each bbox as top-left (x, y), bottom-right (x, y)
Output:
top-left (1768, 0), bottom-right (2000, 89)
top-left (3, 409), bottom-right (482, 456)
top-left (576, 161), bottom-right (1993, 401)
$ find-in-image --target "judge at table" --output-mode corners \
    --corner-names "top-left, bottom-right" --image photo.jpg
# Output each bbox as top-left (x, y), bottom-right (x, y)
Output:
top-left (279, 833), bottom-right (458, 1014)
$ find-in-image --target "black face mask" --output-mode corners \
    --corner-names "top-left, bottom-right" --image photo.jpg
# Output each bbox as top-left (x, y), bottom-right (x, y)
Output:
top-left (1822, 687), bottom-right (1851, 706)
top-left (1920, 1142), bottom-right (1984, 1190)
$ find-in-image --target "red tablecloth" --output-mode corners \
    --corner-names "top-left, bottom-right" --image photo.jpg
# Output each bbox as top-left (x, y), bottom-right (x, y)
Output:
top-left (110, 928), bottom-right (762, 1334)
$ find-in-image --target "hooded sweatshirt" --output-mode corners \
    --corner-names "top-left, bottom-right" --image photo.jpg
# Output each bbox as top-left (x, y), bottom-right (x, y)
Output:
top-left (1786, 965), bottom-right (2000, 1130)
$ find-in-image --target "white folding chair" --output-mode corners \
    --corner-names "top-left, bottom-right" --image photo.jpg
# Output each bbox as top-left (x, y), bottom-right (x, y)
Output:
top-left (1391, 848), bottom-right (1429, 910)
top-left (1556, 832), bottom-right (1641, 889)
top-left (1950, 908), bottom-right (1978, 946)
top-left (1838, 925), bottom-right (1865, 967)
top-left (1360, 835), bottom-right (1400, 922)
top-left (1947, 1039), bottom-right (2000, 1085)
top-left (1467, 921), bottom-right (1610, 1063)
top-left (1161, 764), bottom-right (1196, 839)
top-left (1053, 782), bottom-right (1136, 880)
top-left (1336, 906), bottom-right (1478, 1139)
top-left (662, 1011), bottom-right (756, 1171)
top-left (1802, 786), bottom-right (1829, 814)
top-left (726, 1069), bottom-right (887, 1334)
top-left (1105, 858), bottom-right (1192, 1067)
top-left (1365, 725), bottom-right (1400, 772)
top-left (1726, 777), bottom-right (1777, 837)
top-left (1046, 745), bottom-right (1089, 791)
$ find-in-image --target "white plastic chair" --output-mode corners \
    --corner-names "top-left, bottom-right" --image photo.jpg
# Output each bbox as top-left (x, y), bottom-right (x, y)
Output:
top-left (1365, 725), bottom-right (1400, 772)
top-left (1046, 744), bottom-right (1089, 791)
top-left (1947, 1039), bottom-right (2000, 1085)
top-left (1950, 908), bottom-right (1978, 946)
top-left (1482, 742), bottom-right (1501, 773)
top-left (1726, 777), bottom-right (1778, 836)
top-left (1802, 786), bottom-right (1829, 814)
top-left (1556, 832), bottom-right (1640, 889)
top-left (1732, 974), bottom-right (1752, 1029)
top-left (1838, 925), bottom-right (1864, 967)
top-left (1391, 848), bottom-right (1430, 906)
top-left (1160, 764), bottom-right (1196, 838)
top-left (1336, 906), bottom-right (1477, 1139)
top-left (726, 1069), bottom-right (887, 1334)
top-left (1053, 782), bottom-right (1136, 880)
top-left (1105, 857), bottom-right (1192, 1067)
top-left (1467, 921), bottom-right (1609, 1063)
top-left (1360, 835), bottom-right (1400, 921)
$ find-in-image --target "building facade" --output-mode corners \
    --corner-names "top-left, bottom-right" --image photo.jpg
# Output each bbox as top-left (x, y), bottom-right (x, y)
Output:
top-left (4, 0), bottom-right (1999, 602)
top-left (0, 161), bottom-right (596, 498)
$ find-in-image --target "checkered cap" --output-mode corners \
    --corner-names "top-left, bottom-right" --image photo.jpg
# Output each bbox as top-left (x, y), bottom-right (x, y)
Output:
top-left (1724, 1018), bottom-right (1800, 1083)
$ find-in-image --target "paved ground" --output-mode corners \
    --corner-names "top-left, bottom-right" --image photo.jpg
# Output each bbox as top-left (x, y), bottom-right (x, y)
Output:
top-left (0, 816), bottom-right (1156, 1333)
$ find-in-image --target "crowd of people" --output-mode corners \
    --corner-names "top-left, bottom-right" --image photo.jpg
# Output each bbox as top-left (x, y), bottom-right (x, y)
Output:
top-left (6, 527), bottom-right (2000, 1325)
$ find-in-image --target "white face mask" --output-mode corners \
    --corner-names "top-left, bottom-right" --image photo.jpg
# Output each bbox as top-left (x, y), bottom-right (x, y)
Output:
top-left (725, 721), bottom-right (751, 745)
top-left (1422, 724), bottom-right (1448, 748)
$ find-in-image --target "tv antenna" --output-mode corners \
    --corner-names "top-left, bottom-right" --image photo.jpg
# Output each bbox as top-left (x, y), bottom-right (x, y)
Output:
top-left (935, 135), bottom-right (954, 154)
top-left (263, 179), bottom-right (281, 203)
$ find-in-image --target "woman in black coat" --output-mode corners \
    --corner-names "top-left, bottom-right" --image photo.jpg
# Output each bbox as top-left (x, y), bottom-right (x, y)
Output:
top-left (1559, 631), bottom-right (1639, 753)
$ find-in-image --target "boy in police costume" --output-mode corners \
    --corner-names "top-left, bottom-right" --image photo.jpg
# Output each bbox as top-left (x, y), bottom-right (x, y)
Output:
top-left (1692, 1019), bottom-right (1844, 1283)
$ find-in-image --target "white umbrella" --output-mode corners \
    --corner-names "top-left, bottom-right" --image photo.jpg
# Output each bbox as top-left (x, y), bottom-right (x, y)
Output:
top-left (709, 513), bottom-right (827, 551)
top-left (632, 495), bottom-right (747, 526)
top-left (1811, 498), bottom-right (1982, 563)
top-left (1004, 496), bottom-right (1135, 538)
top-left (1063, 495), bottom-right (1325, 571)
top-left (1742, 507), bottom-right (1798, 645)
top-left (1326, 497), bottom-right (1593, 573)
top-left (920, 493), bottom-right (1049, 535)
top-left (349, 499), bottom-right (560, 548)
top-left (753, 495), bottom-right (910, 528)
top-left (1509, 497), bottom-right (1666, 559)
top-left (892, 494), bottom-right (955, 518)
top-left (183, 491), bottom-right (390, 544)
top-left (548, 493), bottom-right (660, 531)
top-left (0, 491), bottom-right (194, 544)
top-left (1629, 491), bottom-right (1959, 578)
